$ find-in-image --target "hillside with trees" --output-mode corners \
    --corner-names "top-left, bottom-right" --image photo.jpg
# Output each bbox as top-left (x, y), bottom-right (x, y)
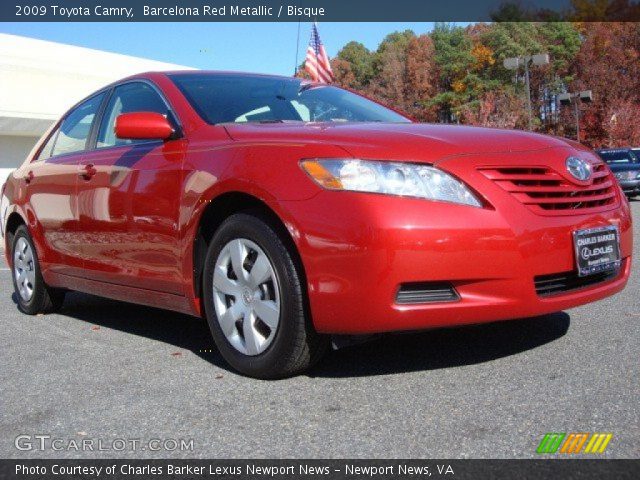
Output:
top-left (309, 22), bottom-right (640, 148)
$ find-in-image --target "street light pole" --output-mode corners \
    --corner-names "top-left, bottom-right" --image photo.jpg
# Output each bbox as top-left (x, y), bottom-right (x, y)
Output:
top-left (574, 98), bottom-right (580, 143)
top-left (504, 53), bottom-right (549, 131)
top-left (524, 58), bottom-right (532, 131)
top-left (558, 90), bottom-right (592, 143)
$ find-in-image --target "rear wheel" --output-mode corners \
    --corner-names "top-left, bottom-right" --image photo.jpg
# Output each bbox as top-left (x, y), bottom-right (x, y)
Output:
top-left (11, 225), bottom-right (65, 314)
top-left (202, 213), bottom-right (326, 379)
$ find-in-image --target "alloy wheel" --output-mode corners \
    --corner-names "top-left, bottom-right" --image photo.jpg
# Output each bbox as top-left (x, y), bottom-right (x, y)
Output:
top-left (14, 237), bottom-right (35, 302)
top-left (212, 238), bottom-right (281, 356)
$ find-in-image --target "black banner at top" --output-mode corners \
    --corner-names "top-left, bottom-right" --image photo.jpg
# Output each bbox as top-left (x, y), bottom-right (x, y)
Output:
top-left (3, 0), bottom-right (640, 22)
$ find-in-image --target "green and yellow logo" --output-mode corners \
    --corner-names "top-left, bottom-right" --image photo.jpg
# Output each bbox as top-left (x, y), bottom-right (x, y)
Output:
top-left (537, 433), bottom-right (613, 454)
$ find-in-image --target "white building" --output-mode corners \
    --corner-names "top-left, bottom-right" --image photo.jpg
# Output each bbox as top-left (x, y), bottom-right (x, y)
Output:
top-left (0, 33), bottom-right (194, 181)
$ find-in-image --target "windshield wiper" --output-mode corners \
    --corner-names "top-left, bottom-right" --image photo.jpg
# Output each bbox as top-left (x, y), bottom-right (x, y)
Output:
top-left (255, 119), bottom-right (308, 124)
top-left (298, 83), bottom-right (323, 94)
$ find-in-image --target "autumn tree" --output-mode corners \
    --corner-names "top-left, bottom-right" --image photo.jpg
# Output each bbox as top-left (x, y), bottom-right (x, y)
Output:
top-left (458, 90), bottom-right (527, 129)
top-left (570, 22), bottom-right (640, 146)
top-left (326, 20), bottom-right (638, 146)
top-left (478, 22), bottom-right (581, 132)
top-left (366, 34), bottom-right (409, 108)
top-left (329, 58), bottom-right (357, 88)
top-left (428, 23), bottom-right (477, 122)
top-left (570, 0), bottom-right (640, 21)
top-left (335, 41), bottom-right (375, 88)
top-left (404, 35), bottom-right (438, 121)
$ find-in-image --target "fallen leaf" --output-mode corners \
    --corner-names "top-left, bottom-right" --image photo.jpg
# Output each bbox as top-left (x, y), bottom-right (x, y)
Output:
top-left (77, 431), bottom-right (87, 436)
top-left (171, 352), bottom-right (183, 357)
top-left (215, 374), bottom-right (224, 379)
top-left (91, 326), bottom-right (100, 331)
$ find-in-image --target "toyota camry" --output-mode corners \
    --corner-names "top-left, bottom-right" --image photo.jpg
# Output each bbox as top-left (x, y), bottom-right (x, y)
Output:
top-left (1, 72), bottom-right (632, 378)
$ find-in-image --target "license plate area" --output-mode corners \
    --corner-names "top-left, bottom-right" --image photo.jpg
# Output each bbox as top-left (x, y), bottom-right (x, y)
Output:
top-left (573, 225), bottom-right (621, 277)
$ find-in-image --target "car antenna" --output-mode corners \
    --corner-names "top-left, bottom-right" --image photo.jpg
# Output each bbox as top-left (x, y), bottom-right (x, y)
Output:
top-left (293, 20), bottom-right (301, 76)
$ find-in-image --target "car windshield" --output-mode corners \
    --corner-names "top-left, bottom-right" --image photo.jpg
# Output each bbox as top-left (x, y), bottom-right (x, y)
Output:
top-left (598, 150), bottom-right (638, 164)
top-left (169, 73), bottom-right (411, 125)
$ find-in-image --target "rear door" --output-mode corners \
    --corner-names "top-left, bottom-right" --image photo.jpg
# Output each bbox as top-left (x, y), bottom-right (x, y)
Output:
top-left (76, 81), bottom-right (185, 294)
top-left (24, 92), bottom-right (106, 276)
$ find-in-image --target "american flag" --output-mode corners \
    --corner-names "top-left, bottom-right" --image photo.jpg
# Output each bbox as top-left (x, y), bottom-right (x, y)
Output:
top-left (305, 22), bottom-right (334, 83)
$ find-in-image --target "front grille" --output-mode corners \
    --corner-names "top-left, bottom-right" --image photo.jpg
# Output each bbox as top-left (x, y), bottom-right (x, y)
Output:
top-left (396, 282), bottom-right (459, 304)
top-left (534, 268), bottom-right (619, 297)
top-left (479, 164), bottom-right (617, 215)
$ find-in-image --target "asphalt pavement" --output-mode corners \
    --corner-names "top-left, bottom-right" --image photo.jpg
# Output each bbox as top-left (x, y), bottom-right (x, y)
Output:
top-left (1, 203), bottom-right (638, 459)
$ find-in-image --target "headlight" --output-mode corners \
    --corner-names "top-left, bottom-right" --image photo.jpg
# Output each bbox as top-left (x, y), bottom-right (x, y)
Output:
top-left (301, 159), bottom-right (482, 207)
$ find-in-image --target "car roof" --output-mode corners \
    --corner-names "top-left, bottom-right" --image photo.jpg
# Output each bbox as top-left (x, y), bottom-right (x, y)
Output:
top-left (150, 70), bottom-right (303, 82)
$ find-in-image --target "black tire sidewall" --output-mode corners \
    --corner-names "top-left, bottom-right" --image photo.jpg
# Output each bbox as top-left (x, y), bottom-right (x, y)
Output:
top-left (202, 214), bottom-right (306, 378)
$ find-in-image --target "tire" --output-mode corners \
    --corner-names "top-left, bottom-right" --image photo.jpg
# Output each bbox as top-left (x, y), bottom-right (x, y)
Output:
top-left (202, 213), bottom-right (326, 379)
top-left (11, 225), bottom-right (65, 315)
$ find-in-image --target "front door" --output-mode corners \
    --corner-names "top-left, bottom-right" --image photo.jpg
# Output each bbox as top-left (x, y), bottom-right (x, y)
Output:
top-left (76, 81), bottom-right (185, 294)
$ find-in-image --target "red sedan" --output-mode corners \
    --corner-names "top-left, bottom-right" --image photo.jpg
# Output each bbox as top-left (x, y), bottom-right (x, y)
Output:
top-left (1, 72), bottom-right (632, 378)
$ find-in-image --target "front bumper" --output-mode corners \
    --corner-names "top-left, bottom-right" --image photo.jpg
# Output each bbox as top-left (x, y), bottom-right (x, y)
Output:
top-left (284, 175), bottom-right (632, 335)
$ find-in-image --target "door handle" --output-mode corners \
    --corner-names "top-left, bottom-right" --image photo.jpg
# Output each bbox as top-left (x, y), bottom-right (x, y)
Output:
top-left (79, 164), bottom-right (97, 180)
top-left (24, 171), bottom-right (34, 184)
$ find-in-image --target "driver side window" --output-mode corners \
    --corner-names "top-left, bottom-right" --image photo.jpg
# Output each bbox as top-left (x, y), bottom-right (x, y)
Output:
top-left (97, 82), bottom-right (169, 149)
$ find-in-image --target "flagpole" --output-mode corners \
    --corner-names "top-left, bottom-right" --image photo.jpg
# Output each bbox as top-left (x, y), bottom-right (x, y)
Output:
top-left (294, 21), bottom-right (301, 76)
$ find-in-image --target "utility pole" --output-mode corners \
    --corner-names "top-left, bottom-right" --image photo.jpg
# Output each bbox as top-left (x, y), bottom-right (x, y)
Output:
top-left (504, 53), bottom-right (550, 131)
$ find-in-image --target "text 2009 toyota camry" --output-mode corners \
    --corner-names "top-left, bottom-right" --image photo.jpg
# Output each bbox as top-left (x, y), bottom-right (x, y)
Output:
top-left (1, 72), bottom-right (632, 378)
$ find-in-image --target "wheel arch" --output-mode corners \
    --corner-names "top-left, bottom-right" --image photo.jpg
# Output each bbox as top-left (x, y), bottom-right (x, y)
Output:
top-left (192, 191), bottom-right (308, 309)
top-left (4, 211), bottom-right (27, 259)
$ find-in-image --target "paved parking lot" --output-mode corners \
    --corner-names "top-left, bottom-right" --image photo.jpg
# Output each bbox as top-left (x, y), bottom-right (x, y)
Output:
top-left (1, 203), bottom-right (638, 459)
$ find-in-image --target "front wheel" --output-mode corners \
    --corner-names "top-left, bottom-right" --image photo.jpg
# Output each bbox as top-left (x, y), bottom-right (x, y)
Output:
top-left (202, 213), bottom-right (326, 379)
top-left (11, 225), bottom-right (65, 314)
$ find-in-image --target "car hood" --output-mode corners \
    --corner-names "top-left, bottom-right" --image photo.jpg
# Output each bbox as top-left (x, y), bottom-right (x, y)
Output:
top-left (223, 122), bottom-right (587, 164)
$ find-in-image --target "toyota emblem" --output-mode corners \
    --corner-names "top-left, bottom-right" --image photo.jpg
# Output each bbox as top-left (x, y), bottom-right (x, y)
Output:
top-left (566, 157), bottom-right (592, 182)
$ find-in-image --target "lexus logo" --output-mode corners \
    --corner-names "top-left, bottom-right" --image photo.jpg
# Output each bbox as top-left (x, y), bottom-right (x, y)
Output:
top-left (581, 245), bottom-right (613, 260)
top-left (566, 157), bottom-right (592, 182)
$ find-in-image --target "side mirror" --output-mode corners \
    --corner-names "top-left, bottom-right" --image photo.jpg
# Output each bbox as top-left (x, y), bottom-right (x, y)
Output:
top-left (115, 112), bottom-right (174, 140)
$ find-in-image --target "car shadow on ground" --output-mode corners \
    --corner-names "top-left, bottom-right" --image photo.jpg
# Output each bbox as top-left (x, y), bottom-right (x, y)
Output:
top-left (309, 312), bottom-right (570, 377)
top-left (13, 291), bottom-right (570, 378)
